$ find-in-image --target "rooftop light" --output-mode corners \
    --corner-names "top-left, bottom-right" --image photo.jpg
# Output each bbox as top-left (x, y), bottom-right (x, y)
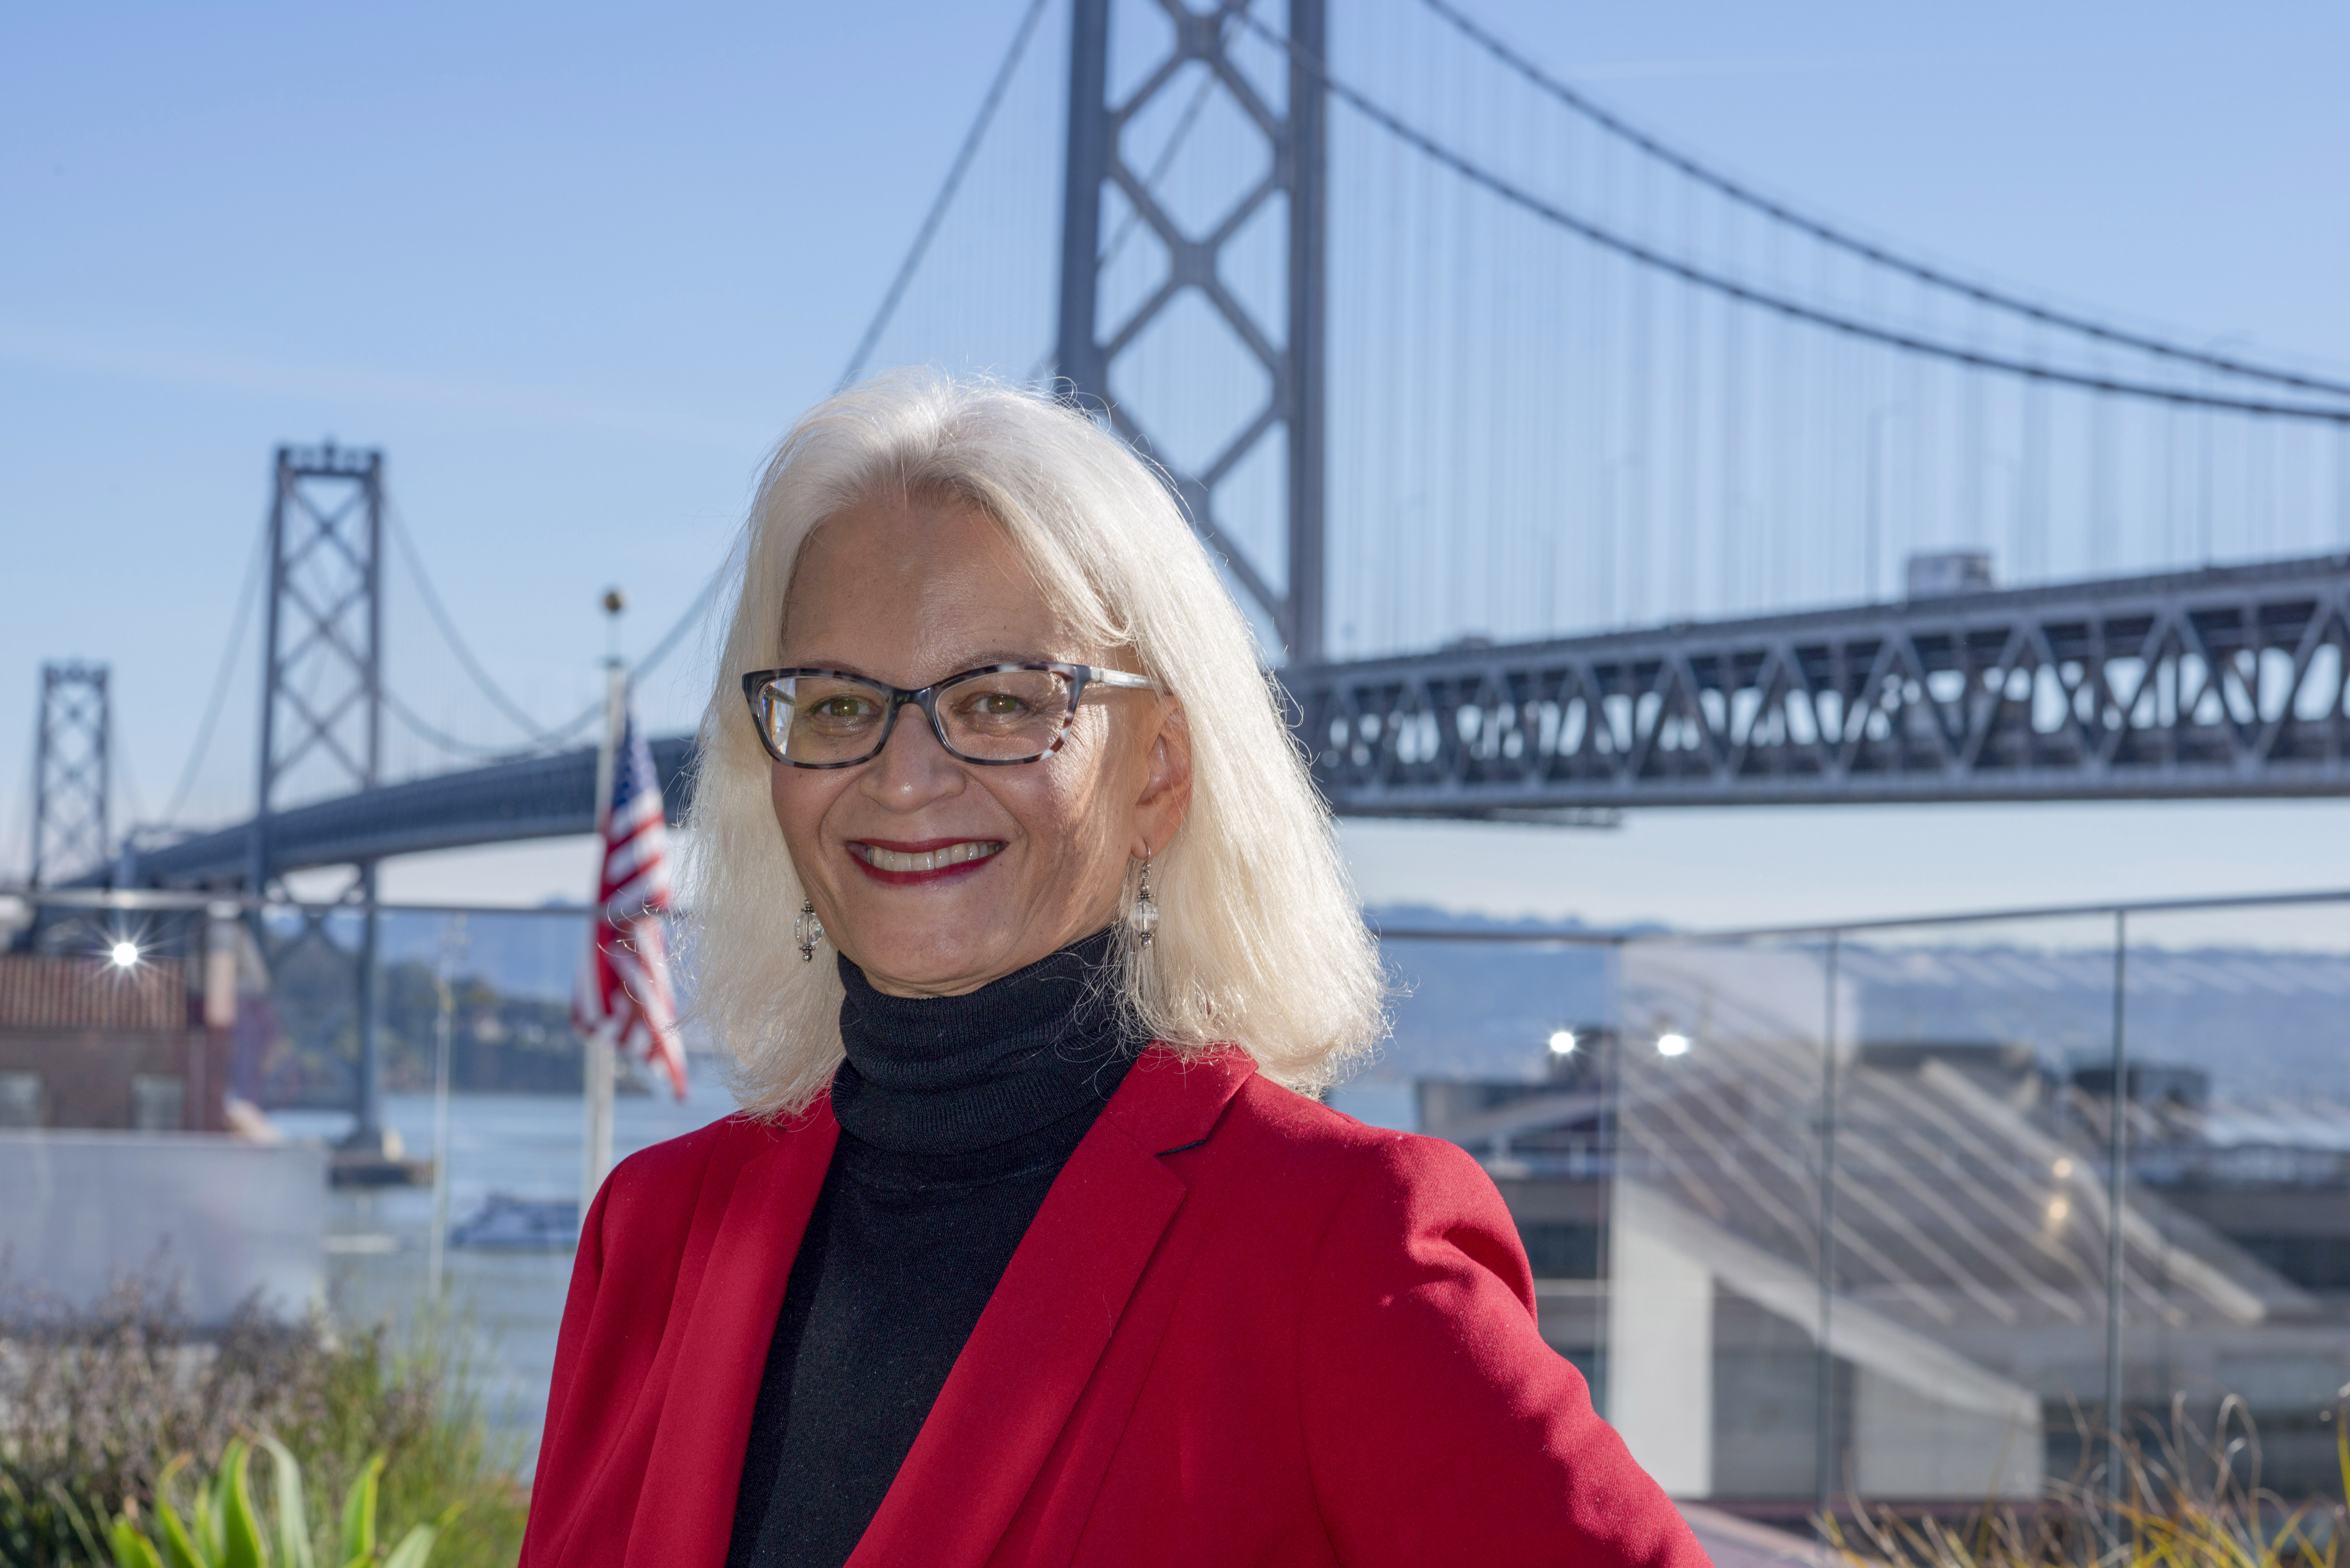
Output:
top-left (1547, 1029), bottom-right (1576, 1056)
top-left (1656, 1031), bottom-right (1690, 1057)
top-left (109, 940), bottom-right (140, 969)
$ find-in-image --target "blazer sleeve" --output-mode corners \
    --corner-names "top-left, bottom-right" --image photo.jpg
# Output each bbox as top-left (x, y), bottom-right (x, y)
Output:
top-left (1296, 1135), bottom-right (1707, 1568)
top-left (518, 1175), bottom-right (613, 1567)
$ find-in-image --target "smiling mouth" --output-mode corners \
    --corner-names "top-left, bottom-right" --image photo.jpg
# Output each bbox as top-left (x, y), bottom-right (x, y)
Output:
top-left (848, 840), bottom-right (1005, 875)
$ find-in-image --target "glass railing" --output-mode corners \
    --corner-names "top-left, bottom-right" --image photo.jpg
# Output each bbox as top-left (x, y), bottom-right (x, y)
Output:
top-left (1350, 895), bottom-right (2350, 1529)
top-left (7, 883), bottom-right (2347, 1530)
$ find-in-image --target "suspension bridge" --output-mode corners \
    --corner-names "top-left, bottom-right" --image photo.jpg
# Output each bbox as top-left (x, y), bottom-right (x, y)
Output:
top-left (17, 0), bottom-right (2350, 1128)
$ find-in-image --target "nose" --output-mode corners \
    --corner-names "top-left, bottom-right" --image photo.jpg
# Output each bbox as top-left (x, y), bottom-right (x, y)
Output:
top-left (857, 698), bottom-right (966, 812)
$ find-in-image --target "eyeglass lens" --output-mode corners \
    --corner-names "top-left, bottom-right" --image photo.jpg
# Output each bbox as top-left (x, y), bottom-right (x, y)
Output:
top-left (756, 668), bottom-right (1079, 765)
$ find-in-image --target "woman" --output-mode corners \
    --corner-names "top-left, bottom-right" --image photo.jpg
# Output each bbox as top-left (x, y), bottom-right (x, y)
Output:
top-left (521, 374), bottom-right (1704, 1568)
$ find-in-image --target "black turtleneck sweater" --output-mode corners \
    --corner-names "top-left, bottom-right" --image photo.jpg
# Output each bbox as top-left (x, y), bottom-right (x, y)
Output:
top-left (724, 928), bottom-right (1140, 1568)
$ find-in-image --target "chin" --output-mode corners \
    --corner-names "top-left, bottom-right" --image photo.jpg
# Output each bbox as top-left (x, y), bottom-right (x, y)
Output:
top-left (848, 921), bottom-right (1018, 992)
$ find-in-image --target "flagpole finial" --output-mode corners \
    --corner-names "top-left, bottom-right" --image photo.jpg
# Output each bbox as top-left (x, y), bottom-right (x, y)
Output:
top-left (602, 587), bottom-right (627, 667)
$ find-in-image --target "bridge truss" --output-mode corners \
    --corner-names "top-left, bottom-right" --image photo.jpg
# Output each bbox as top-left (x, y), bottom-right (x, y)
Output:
top-left (1295, 554), bottom-right (2350, 817)
top-left (106, 555), bottom-right (2350, 886)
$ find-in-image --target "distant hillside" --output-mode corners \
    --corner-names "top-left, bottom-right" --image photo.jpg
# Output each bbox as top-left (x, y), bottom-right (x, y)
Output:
top-left (1362, 906), bottom-right (2347, 1101)
top-left (1365, 905), bottom-right (1611, 1084)
top-left (340, 902), bottom-right (2342, 1105)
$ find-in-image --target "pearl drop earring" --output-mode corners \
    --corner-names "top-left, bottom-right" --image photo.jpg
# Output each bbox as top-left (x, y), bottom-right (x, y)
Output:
top-left (1128, 858), bottom-right (1159, 948)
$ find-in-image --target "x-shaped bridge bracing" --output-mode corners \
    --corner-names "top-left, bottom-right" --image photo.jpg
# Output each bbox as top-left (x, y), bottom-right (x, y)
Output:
top-left (1292, 553), bottom-right (2350, 816)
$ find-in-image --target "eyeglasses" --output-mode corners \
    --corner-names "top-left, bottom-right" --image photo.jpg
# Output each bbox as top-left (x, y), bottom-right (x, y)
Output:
top-left (741, 661), bottom-right (1158, 769)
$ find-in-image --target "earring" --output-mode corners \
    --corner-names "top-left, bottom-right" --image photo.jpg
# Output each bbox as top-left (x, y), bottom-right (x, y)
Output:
top-left (795, 898), bottom-right (824, 961)
top-left (1128, 858), bottom-right (1158, 948)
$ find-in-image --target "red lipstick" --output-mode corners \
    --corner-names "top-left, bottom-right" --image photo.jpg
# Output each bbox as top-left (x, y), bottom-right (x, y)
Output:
top-left (846, 838), bottom-right (1007, 886)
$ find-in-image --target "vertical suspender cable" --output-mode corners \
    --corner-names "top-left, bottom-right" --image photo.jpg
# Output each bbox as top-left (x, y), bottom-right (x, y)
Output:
top-left (836, 0), bottom-right (1054, 392)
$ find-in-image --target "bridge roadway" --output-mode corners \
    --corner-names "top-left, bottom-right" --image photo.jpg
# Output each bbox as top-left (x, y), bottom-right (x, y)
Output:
top-left (1293, 552), bottom-right (2350, 816)
top-left (112, 553), bottom-right (2350, 886)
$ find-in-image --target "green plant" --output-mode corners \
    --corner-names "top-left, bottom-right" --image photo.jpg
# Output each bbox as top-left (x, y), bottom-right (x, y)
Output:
top-left (0, 1278), bottom-right (525, 1568)
top-left (104, 1440), bottom-right (447, 1568)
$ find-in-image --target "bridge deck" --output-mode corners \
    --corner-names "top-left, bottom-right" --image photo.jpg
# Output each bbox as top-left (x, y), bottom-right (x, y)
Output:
top-left (105, 555), bottom-right (2350, 886)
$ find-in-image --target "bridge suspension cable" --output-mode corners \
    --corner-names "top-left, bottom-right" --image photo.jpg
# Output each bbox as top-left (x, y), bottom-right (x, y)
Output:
top-left (385, 500), bottom-right (605, 753)
top-left (625, 0), bottom-right (1070, 709)
top-left (1414, 0), bottom-right (2350, 402)
top-left (1243, 11), bottom-right (2350, 425)
top-left (836, 0), bottom-right (1056, 393)
top-left (159, 507), bottom-right (270, 826)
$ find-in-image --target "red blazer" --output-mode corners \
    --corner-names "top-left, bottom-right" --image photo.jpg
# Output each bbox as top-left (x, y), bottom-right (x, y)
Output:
top-left (521, 1048), bottom-right (1705, 1568)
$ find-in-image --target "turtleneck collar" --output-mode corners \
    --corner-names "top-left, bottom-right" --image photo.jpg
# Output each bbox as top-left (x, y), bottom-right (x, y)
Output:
top-left (830, 926), bottom-right (1141, 1157)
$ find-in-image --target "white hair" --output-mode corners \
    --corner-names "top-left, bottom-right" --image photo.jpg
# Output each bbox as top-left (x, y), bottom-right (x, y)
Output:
top-left (682, 369), bottom-right (1387, 1117)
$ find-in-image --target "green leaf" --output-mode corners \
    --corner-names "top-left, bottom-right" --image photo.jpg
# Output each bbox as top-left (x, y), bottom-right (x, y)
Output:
top-left (193, 1483), bottom-right (220, 1567)
top-left (338, 1454), bottom-right (383, 1568)
top-left (49, 1482), bottom-right (107, 1564)
top-left (153, 1497), bottom-right (205, 1568)
top-left (380, 1521), bottom-right (438, 1568)
top-left (219, 1442), bottom-right (266, 1568)
top-left (112, 1519), bottom-right (167, 1568)
top-left (261, 1439), bottom-right (314, 1568)
top-left (145, 1456), bottom-right (203, 1568)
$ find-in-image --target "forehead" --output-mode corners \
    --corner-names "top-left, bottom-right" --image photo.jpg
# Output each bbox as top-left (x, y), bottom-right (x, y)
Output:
top-left (781, 491), bottom-right (1090, 684)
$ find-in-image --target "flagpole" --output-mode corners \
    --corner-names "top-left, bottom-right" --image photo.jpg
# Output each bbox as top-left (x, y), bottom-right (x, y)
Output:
top-left (582, 590), bottom-right (626, 1219)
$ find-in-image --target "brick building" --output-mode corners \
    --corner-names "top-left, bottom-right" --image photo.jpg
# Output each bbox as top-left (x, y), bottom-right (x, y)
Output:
top-left (0, 953), bottom-right (229, 1133)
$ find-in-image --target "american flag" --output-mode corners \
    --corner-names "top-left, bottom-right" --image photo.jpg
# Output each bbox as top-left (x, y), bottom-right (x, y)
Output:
top-left (572, 701), bottom-right (688, 1100)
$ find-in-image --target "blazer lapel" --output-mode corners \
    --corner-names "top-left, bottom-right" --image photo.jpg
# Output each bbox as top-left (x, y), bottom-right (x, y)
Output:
top-left (847, 1049), bottom-right (1255, 1568)
top-left (624, 1105), bottom-right (839, 1568)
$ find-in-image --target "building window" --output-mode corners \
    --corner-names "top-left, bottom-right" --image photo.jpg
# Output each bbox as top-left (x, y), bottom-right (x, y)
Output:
top-left (131, 1074), bottom-right (185, 1134)
top-left (1518, 1220), bottom-right (1602, 1278)
top-left (0, 1071), bottom-right (38, 1130)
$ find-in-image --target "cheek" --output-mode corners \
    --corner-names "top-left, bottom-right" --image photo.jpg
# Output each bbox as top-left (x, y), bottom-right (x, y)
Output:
top-left (768, 767), bottom-right (831, 858)
top-left (1010, 738), bottom-right (1124, 862)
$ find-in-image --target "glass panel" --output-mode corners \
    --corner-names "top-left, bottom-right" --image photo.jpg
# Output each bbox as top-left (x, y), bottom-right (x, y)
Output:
top-left (277, 906), bottom-right (730, 1456)
top-left (1593, 915), bottom-right (2163, 1522)
top-left (1827, 913), bottom-right (2117, 1517)
top-left (1612, 935), bottom-right (1841, 1511)
top-left (0, 894), bottom-right (735, 1465)
top-left (2119, 901), bottom-right (2350, 1511)
top-left (1357, 927), bottom-right (1615, 1401)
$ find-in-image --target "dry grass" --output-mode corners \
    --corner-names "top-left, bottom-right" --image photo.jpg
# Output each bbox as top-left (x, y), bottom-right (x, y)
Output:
top-left (1830, 1397), bottom-right (2350, 1568)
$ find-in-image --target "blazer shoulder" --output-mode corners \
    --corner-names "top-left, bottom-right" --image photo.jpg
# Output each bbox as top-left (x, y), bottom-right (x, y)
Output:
top-left (1211, 1076), bottom-right (1504, 1219)
top-left (1225, 1075), bottom-right (1486, 1172)
top-left (597, 1111), bottom-right (785, 1233)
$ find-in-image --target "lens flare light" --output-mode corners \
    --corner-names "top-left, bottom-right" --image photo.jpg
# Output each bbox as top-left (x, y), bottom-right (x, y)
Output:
top-left (1546, 1029), bottom-right (1576, 1056)
top-left (109, 940), bottom-right (141, 969)
top-left (1656, 1031), bottom-right (1691, 1057)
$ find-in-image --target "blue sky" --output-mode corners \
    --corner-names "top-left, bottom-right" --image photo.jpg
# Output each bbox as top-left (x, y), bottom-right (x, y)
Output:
top-left (5, 0), bottom-right (2349, 930)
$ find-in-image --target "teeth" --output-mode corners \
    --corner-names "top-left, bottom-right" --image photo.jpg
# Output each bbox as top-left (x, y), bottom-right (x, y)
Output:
top-left (860, 841), bottom-right (1003, 873)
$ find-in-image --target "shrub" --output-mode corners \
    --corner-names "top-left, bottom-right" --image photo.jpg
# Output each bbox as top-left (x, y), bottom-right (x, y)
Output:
top-left (0, 1278), bottom-right (523, 1568)
top-left (105, 1439), bottom-right (443, 1568)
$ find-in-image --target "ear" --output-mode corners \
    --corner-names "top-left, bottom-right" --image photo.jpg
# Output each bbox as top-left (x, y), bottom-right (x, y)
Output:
top-left (1129, 699), bottom-right (1192, 860)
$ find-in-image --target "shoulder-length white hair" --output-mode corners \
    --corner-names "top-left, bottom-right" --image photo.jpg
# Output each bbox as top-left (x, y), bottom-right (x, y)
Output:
top-left (684, 370), bottom-right (1386, 1117)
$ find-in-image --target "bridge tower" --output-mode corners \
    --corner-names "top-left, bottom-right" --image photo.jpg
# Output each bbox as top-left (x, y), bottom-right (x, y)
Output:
top-left (29, 661), bottom-right (111, 888)
top-left (1057, 0), bottom-right (1328, 663)
top-left (246, 442), bottom-right (393, 1149)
